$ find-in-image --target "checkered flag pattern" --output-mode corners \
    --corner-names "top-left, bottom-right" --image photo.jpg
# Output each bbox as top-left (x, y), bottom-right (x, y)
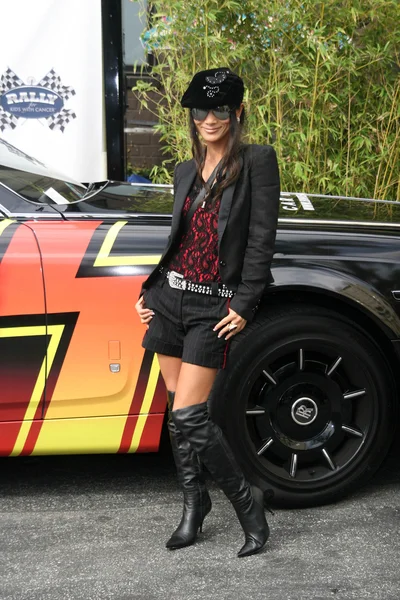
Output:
top-left (47, 109), bottom-right (76, 132)
top-left (0, 68), bottom-right (24, 95)
top-left (0, 68), bottom-right (76, 132)
top-left (38, 69), bottom-right (76, 100)
top-left (0, 107), bottom-right (18, 131)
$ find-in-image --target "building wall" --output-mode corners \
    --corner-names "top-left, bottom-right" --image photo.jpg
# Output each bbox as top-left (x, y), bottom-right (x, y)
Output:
top-left (125, 74), bottom-right (165, 176)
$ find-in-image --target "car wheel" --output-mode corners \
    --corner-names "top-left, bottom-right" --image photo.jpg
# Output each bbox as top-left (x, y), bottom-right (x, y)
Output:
top-left (210, 305), bottom-right (397, 507)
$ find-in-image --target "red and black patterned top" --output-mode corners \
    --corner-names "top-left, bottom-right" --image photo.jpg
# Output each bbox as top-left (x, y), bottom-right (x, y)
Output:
top-left (168, 177), bottom-right (222, 282)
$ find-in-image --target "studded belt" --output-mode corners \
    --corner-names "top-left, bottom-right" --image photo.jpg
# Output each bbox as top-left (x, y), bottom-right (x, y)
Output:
top-left (163, 270), bottom-right (235, 298)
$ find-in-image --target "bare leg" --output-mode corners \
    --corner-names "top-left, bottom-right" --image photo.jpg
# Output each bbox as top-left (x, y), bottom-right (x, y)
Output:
top-left (173, 363), bottom-right (218, 410)
top-left (157, 354), bottom-right (182, 392)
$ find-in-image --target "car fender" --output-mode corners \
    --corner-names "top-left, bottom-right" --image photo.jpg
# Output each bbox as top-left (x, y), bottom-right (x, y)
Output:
top-left (268, 264), bottom-right (400, 339)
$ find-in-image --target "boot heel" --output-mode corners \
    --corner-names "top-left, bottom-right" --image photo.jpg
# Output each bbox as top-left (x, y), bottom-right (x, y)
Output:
top-left (199, 496), bottom-right (211, 533)
top-left (166, 493), bottom-right (212, 549)
top-left (202, 493), bottom-right (212, 534)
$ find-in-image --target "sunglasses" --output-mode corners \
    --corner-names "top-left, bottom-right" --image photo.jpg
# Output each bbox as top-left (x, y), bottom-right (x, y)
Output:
top-left (191, 106), bottom-right (233, 121)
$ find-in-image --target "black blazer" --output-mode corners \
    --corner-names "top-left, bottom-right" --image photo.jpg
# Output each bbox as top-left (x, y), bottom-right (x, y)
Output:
top-left (142, 144), bottom-right (280, 322)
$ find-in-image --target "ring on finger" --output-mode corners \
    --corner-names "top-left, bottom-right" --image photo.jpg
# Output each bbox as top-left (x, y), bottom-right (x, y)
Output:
top-left (228, 323), bottom-right (238, 331)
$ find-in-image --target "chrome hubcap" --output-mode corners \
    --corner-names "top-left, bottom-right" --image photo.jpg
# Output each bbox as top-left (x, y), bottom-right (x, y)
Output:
top-left (245, 344), bottom-right (370, 484)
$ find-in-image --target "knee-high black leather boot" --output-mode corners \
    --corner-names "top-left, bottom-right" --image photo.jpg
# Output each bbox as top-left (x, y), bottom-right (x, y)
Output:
top-left (171, 402), bottom-right (269, 558)
top-left (166, 392), bottom-right (212, 549)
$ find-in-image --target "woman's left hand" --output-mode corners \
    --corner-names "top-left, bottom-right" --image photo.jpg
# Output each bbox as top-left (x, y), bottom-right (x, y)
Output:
top-left (213, 308), bottom-right (247, 341)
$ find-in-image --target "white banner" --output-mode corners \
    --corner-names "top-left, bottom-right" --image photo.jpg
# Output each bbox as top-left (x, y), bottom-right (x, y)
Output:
top-left (0, 0), bottom-right (106, 182)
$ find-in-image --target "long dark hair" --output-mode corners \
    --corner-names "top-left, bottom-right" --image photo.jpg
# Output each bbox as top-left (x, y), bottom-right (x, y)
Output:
top-left (189, 107), bottom-right (245, 206)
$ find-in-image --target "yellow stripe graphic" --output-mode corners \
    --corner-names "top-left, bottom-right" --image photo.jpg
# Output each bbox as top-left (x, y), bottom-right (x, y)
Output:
top-left (129, 353), bottom-right (160, 453)
top-left (0, 325), bottom-right (65, 456)
top-left (0, 219), bottom-right (16, 235)
top-left (93, 221), bottom-right (161, 267)
top-left (35, 415), bottom-right (125, 454)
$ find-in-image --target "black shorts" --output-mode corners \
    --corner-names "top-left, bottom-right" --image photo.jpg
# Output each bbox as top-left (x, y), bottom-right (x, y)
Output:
top-left (141, 276), bottom-right (231, 369)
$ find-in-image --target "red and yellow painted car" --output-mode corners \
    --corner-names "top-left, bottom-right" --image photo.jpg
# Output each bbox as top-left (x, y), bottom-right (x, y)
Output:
top-left (0, 139), bottom-right (172, 458)
top-left (2, 137), bottom-right (400, 507)
top-left (1, 216), bottom-right (166, 457)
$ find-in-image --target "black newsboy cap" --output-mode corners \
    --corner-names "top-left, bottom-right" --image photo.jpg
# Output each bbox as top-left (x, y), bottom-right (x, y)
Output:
top-left (181, 67), bottom-right (244, 108)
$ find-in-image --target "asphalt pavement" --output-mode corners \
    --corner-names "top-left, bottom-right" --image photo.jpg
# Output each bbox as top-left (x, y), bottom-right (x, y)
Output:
top-left (0, 437), bottom-right (399, 600)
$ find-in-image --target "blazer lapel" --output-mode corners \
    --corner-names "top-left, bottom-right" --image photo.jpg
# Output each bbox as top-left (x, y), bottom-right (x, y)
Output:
top-left (218, 154), bottom-right (243, 249)
top-left (170, 161), bottom-right (197, 240)
top-left (169, 153), bottom-right (243, 251)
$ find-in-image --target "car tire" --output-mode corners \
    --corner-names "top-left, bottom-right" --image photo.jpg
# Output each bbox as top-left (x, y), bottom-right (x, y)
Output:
top-left (210, 304), bottom-right (397, 507)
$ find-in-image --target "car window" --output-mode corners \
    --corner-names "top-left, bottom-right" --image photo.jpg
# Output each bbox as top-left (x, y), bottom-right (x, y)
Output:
top-left (0, 182), bottom-right (57, 214)
top-left (78, 183), bottom-right (174, 214)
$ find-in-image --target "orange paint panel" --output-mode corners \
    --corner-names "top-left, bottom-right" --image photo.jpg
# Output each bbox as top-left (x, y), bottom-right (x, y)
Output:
top-left (0, 223), bottom-right (44, 316)
top-left (0, 217), bottom-right (167, 458)
top-left (108, 340), bottom-right (121, 360)
top-left (27, 220), bottom-right (152, 420)
top-left (0, 222), bottom-right (47, 452)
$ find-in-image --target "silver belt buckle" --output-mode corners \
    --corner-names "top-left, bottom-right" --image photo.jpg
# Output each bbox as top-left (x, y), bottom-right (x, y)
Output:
top-left (169, 270), bottom-right (187, 290)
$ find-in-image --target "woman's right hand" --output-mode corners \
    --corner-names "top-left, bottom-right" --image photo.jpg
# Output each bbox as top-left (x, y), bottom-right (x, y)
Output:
top-left (135, 295), bottom-right (154, 328)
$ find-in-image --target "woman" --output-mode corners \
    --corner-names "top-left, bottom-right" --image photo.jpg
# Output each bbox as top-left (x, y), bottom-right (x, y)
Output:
top-left (135, 67), bottom-right (280, 557)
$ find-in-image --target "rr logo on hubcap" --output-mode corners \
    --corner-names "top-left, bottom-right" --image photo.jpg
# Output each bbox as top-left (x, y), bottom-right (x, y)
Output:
top-left (291, 397), bottom-right (318, 426)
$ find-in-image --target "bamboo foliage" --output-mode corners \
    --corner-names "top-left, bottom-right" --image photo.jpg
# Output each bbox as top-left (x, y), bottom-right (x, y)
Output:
top-left (133, 0), bottom-right (400, 200)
